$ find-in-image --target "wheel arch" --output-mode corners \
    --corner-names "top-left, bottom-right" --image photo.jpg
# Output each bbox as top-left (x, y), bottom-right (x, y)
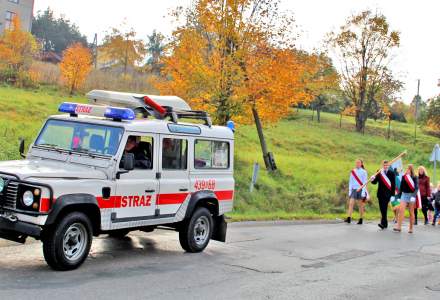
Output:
top-left (185, 190), bottom-right (219, 219)
top-left (45, 193), bottom-right (101, 236)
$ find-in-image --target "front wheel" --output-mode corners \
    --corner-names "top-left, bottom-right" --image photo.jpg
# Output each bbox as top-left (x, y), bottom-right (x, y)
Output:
top-left (42, 212), bottom-right (93, 271)
top-left (179, 207), bottom-right (213, 252)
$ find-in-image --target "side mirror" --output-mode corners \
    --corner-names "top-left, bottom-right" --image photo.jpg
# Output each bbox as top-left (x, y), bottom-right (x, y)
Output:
top-left (19, 139), bottom-right (25, 158)
top-left (122, 153), bottom-right (135, 171)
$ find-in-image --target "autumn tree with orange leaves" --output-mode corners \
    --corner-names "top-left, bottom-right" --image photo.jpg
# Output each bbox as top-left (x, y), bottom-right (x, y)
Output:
top-left (327, 10), bottom-right (401, 132)
top-left (301, 52), bottom-right (340, 122)
top-left (60, 43), bottom-right (92, 95)
top-left (101, 26), bottom-right (146, 76)
top-left (154, 0), bottom-right (330, 169)
top-left (155, 0), bottom-right (313, 125)
top-left (0, 16), bottom-right (38, 86)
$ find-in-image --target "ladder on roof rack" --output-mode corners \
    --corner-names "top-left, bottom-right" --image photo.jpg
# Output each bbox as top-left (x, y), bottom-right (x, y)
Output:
top-left (134, 96), bottom-right (212, 127)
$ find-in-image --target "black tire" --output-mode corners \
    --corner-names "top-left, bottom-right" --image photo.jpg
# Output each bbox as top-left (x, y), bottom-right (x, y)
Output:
top-left (179, 207), bottom-right (213, 253)
top-left (42, 212), bottom-right (93, 271)
top-left (108, 229), bottom-right (130, 238)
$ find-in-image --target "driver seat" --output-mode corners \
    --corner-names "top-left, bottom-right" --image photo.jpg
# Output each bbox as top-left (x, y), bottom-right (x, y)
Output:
top-left (89, 135), bottom-right (104, 153)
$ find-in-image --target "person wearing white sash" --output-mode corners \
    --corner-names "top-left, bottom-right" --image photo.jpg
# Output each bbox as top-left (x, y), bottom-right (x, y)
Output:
top-left (371, 160), bottom-right (396, 229)
top-left (345, 159), bottom-right (368, 224)
top-left (394, 164), bottom-right (418, 233)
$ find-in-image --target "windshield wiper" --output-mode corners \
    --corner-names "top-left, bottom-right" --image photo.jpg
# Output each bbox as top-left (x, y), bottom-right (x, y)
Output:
top-left (71, 148), bottom-right (99, 158)
top-left (35, 144), bottom-right (66, 153)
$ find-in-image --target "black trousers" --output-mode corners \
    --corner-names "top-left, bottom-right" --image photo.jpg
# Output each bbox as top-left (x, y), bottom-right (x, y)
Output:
top-left (378, 196), bottom-right (390, 227)
top-left (421, 196), bottom-right (429, 222)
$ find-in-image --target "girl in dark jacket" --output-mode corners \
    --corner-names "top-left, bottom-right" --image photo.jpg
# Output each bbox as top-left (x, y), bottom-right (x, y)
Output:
top-left (394, 164), bottom-right (418, 233)
top-left (417, 166), bottom-right (431, 225)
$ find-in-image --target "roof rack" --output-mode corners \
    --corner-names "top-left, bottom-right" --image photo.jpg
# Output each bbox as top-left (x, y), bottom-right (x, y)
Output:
top-left (135, 96), bottom-right (212, 127)
top-left (86, 90), bottom-right (212, 127)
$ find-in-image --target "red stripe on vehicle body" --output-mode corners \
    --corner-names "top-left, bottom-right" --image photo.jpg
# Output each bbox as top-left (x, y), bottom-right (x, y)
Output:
top-left (96, 196), bottom-right (122, 209)
top-left (43, 190), bottom-right (234, 210)
top-left (215, 190), bottom-right (234, 201)
top-left (157, 193), bottom-right (190, 205)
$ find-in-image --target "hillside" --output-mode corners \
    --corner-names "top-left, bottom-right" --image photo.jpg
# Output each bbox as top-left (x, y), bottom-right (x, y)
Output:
top-left (0, 86), bottom-right (438, 220)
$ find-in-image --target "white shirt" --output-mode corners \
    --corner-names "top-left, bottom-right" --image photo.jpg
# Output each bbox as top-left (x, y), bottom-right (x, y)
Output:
top-left (349, 167), bottom-right (368, 197)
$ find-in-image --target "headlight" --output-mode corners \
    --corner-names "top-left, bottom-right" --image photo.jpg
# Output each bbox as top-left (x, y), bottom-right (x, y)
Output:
top-left (0, 178), bottom-right (4, 193)
top-left (22, 191), bottom-right (34, 206)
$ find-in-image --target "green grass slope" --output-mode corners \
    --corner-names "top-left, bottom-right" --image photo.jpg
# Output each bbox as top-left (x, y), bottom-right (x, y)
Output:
top-left (0, 86), bottom-right (438, 220)
top-left (232, 110), bottom-right (439, 220)
top-left (0, 85), bottom-right (84, 160)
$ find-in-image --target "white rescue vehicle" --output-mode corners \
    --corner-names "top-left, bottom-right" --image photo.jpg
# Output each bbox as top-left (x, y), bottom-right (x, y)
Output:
top-left (0, 90), bottom-right (234, 270)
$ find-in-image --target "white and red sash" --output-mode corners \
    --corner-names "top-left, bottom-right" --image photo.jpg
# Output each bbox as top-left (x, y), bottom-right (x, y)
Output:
top-left (403, 174), bottom-right (415, 192)
top-left (379, 170), bottom-right (392, 190)
top-left (416, 190), bottom-right (422, 209)
top-left (351, 169), bottom-right (364, 186)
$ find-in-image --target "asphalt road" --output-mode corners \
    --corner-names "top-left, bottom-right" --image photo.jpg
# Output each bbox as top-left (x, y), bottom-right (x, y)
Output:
top-left (1, 220), bottom-right (440, 300)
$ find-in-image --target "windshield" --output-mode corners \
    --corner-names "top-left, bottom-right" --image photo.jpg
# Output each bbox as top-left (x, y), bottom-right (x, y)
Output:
top-left (35, 119), bottom-right (124, 156)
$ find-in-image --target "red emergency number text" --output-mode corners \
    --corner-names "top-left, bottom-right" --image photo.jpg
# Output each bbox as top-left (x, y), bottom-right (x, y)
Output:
top-left (194, 179), bottom-right (216, 191)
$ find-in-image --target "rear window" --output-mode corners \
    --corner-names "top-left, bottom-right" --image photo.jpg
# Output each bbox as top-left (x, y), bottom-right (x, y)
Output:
top-left (194, 140), bottom-right (229, 169)
top-left (162, 138), bottom-right (188, 170)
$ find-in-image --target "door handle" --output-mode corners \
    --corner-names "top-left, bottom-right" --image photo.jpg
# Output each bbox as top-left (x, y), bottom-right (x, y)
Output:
top-left (145, 189), bottom-right (155, 193)
top-left (179, 188), bottom-right (189, 192)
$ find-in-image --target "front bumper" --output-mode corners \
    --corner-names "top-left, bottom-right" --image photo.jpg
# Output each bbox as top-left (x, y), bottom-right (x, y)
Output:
top-left (0, 213), bottom-right (41, 243)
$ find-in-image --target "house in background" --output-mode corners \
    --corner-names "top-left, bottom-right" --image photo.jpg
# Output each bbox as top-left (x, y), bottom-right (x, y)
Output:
top-left (0, 0), bottom-right (34, 33)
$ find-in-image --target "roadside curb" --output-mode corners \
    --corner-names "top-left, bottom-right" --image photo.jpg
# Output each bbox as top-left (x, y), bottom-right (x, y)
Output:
top-left (229, 219), bottom-right (344, 227)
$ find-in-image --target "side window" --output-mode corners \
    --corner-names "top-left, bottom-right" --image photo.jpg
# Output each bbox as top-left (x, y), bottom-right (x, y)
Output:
top-left (162, 138), bottom-right (187, 170)
top-left (194, 140), bottom-right (229, 169)
top-left (121, 135), bottom-right (154, 170)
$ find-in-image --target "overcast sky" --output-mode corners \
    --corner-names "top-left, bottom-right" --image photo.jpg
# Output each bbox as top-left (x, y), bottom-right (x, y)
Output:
top-left (34, 0), bottom-right (440, 102)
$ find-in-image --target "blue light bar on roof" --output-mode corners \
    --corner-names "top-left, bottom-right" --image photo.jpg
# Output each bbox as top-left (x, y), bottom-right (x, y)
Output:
top-left (58, 102), bottom-right (135, 120)
top-left (59, 102), bottom-right (78, 114)
top-left (104, 107), bottom-right (135, 120)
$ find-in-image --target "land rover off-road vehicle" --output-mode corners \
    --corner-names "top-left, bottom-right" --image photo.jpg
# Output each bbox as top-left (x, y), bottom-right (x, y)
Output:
top-left (0, 90), bottom-right (234, 270)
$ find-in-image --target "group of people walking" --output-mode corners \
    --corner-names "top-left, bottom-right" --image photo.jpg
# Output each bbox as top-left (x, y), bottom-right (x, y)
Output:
top-left (345, 159), bottom-right (440, 233)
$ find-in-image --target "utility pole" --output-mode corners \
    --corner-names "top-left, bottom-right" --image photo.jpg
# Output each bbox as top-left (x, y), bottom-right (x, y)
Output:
top-left (414, 79), bottom-right (420, 144)
top-left (252, 107), bottom-right (276, 171)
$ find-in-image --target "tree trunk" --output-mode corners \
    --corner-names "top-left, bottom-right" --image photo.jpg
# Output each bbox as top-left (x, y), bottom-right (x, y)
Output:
top-left (355, 110), bottom-right (366, 133)
top-left (317, 105), bottom-right (321, 123)
top-left (339, 112), bottom-right (342, 128)
top-left (252, 106), bottom-right (272, 171)
top-left (387, 117), bottom-right (391, 140)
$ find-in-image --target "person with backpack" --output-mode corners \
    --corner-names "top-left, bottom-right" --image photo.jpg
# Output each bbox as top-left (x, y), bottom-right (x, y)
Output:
top-left (394, 164), bottom-right (418, 233)
top-left (370, 160), bottom-right (396, 229)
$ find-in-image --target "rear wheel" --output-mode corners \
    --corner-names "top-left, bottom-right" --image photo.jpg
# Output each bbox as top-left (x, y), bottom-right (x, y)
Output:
top-left (179, 207), bottom-right (213, 252)
top-left (42, 212), bottom-right (92, 271)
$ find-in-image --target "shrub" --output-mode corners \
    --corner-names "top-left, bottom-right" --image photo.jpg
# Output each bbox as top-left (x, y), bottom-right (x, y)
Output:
top-left (0, 16), bottom-right (38, 86)
top-left (83, 69), bottom-right (157, 93)
top-left (29, 61), bottom-right (60, 85)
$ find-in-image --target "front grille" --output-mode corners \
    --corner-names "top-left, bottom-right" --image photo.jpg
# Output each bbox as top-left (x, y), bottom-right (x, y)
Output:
top-left (0, 175), bottom-right (19, 210)
top-left (4, 181), bottom-right (18, 209)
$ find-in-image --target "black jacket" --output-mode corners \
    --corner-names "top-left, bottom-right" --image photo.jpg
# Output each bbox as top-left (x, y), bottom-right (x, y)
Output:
top-left (400, 175), bottom-right (418, 194)
top-left (120, 146), bottom-right (152, 169)
top-left (434, 192), bottom-right (440, 210)
top-left (371, 169), bottom-right (396, 199)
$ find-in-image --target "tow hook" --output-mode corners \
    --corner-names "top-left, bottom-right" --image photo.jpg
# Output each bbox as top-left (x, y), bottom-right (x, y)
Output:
top-left (0, 213), bottom-right (18, 223)
top-left (7, 215), bottom-right (18, 223)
